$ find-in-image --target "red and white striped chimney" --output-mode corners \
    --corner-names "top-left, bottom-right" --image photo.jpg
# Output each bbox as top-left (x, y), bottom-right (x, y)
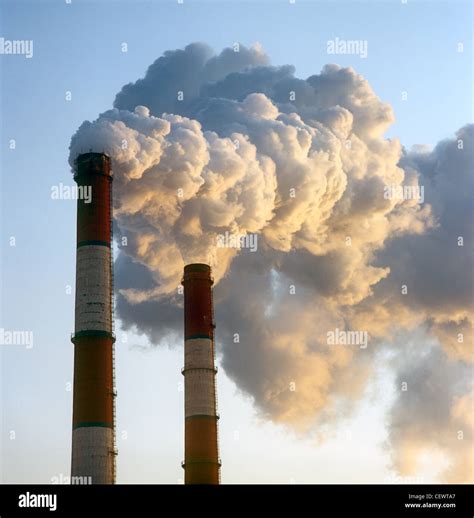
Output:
top-left (70, 152), bottom-right (116, 484)
top-left (181, 263), bottom-right (220, 484)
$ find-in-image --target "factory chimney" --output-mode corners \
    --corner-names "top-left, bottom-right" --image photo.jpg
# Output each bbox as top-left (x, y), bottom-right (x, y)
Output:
top-left (70, 152), bottom-right (116, 484)
top-left (182, 264), bottom-right (221, 484)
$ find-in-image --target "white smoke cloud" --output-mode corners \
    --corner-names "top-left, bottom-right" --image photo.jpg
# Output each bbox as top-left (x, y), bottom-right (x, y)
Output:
top-left (388, 346), bottom-right (473, 483)
top-left (69, 43), bottom-right (473, 482)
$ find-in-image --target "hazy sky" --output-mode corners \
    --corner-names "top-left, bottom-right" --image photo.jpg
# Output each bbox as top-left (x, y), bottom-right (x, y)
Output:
top-left (1, 0), bottom-right (472, 484)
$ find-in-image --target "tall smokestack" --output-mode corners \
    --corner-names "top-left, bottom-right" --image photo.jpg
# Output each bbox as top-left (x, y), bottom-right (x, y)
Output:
top-left (182, 263), bottom-right (221, 484)
top-left (70, 152), bottom-right (116, 484)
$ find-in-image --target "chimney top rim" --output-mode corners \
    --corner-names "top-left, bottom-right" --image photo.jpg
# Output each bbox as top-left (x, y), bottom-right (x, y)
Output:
top-left (184, 263), bottom-right (211, 273)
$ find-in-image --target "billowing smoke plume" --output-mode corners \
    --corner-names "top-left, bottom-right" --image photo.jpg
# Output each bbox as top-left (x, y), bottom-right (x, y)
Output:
top-left (69, 43), bottom-right (473, 482)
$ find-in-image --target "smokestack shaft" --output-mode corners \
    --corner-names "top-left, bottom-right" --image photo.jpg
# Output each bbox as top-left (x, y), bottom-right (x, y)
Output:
top-left (182, 264), bottom-right (220, 484)
top-left (71, 152), bottom-right (116, 484)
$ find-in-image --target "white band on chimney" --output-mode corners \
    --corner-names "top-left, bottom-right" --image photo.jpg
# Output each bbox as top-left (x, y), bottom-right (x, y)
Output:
top-left (75, 245), bottom-right (112, 333)
top-left (185, 338), bottom-right (214, 368)
top-left (71, 427), bottom-right (114, 484)
top-left (184, 337), bottom-right (217, 418)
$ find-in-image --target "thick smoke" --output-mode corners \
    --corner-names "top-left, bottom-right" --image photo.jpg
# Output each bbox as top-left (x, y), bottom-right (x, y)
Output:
top-left (69, 43), bottom-right (473, 482)
top-left (388, 346), bottom-right (473, 483)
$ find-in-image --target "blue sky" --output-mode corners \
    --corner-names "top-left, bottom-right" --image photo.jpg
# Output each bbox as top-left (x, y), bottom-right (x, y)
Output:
top-left (1, 0), bottom-right (472, 483)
